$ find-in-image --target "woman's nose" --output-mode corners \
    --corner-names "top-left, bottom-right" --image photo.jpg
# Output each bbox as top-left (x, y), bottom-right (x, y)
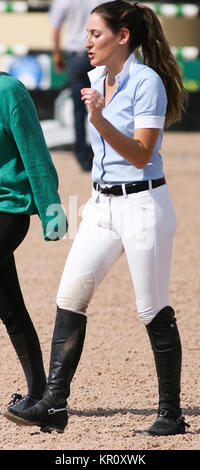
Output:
top-left (85, 36), bottom-right (92, 48)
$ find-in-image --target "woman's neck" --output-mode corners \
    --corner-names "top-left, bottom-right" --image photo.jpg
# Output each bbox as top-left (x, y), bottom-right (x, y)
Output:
top-left (106, 50), bottom-right (130, 83)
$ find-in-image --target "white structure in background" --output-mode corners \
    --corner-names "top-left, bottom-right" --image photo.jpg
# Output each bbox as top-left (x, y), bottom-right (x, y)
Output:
top-left (41, 89), bottom-right (90, 149)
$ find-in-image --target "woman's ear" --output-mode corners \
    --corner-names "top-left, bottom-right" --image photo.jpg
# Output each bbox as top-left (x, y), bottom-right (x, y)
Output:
top-left (118, 27), bottom-right (130, 45)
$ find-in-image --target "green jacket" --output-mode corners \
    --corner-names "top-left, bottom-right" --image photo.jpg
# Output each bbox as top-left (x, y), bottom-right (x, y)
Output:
top-left (0, 72), bottom-right (67, 240)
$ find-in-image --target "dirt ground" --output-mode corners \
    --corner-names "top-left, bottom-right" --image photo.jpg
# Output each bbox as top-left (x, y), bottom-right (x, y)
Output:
top-left (0, 132), bottom-right (199, 456)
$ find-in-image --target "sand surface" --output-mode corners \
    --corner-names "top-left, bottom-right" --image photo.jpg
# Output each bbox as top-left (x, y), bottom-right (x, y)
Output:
top-left (0, 132), bottom-right (199, 457)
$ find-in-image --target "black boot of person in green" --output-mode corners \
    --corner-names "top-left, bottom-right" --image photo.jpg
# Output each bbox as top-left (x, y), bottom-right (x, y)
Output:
top-left (4, 308), bottom-right (87, 433)
top-left (6, 324), bottom-right (47, 413)
top-left (0, 256), bottom-right (46, 414)
top-left (142, 306), bottom-right (189, 436)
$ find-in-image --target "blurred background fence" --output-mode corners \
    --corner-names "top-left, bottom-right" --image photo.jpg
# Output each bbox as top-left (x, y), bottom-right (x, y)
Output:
top-left (0, 1), bottom-right (200, 147)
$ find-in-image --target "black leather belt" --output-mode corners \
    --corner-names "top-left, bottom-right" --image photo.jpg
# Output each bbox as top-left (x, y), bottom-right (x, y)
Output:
top-left (93, 177), bottom-right (166, 196)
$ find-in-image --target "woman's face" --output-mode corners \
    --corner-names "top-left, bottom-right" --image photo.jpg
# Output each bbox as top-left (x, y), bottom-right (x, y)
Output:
top-left (85, 13), bottom-right (121, 67)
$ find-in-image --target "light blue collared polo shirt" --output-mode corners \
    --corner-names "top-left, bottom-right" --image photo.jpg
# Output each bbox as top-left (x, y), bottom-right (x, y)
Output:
top-left (88, 53), bottom-right (167, 184)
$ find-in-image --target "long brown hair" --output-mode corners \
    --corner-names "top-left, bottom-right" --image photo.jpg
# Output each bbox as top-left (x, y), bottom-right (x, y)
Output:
top-left (92, 1), bottom-right (188, 127)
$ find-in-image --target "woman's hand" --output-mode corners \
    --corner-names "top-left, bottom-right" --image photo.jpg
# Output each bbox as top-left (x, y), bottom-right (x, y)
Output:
top-left (53, 51), bottom-right (65, 73)
top-left (81, 88), bottom-right (105, 125)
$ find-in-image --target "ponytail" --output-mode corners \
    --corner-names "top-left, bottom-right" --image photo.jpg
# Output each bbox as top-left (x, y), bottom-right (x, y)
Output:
top-left (92, 1), bottom-right (188, 128)
top-left (136, 3), bottom-right (188, 128)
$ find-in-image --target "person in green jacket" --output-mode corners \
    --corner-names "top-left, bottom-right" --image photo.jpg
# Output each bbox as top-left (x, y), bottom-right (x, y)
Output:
top-left (0, 72), bottom-right (67, 415)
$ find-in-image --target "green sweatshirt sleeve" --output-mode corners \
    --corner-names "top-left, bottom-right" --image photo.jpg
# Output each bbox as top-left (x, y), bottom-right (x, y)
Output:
top-left (10, 94), bottom-right (68, 241)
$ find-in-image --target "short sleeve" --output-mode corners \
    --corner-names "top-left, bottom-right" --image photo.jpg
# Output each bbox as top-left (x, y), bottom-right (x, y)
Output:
top-left (49, 0), bottom-right (69, 28)
top-left (133, 72), bottom-right (167, 129)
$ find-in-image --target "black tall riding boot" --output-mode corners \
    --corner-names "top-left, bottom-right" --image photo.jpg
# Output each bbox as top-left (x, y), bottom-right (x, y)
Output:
top-left (9, 327), bottom-right (46, 399)
top-left (143, 306), bottom-right (189, 435)
top-left (4, 308), bottom-right (87, 433)
top-left (1, 305), bottom-right (46, 411)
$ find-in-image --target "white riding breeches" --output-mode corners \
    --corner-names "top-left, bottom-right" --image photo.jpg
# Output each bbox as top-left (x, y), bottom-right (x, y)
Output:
top-left (57, 183), bottom-right (177, 325)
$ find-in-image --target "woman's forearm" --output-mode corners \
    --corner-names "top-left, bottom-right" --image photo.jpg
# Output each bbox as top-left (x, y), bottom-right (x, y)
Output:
top-left (91, 115), bottom-right (157, 169)
top-left (52, 28), bottom-right (61, 53)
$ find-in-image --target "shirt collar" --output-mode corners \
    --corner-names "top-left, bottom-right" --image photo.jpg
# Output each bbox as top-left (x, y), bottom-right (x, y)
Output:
top-left (88, 52), bottom-right (139, 84)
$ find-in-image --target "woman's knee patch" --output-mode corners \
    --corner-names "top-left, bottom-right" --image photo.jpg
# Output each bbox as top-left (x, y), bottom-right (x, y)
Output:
top-left (56, 272), bottom-right (95, 313)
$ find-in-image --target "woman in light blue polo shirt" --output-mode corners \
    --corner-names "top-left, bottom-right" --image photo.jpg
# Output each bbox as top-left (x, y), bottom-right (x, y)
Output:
top-left (5, 1), bottom-right (189, 436)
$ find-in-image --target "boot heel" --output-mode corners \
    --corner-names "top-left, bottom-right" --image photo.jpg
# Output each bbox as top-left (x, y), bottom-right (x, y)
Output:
top-left (44, 407), bottom-right (68, 433)
top-left (177, 414), bottom-right (190, 434)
